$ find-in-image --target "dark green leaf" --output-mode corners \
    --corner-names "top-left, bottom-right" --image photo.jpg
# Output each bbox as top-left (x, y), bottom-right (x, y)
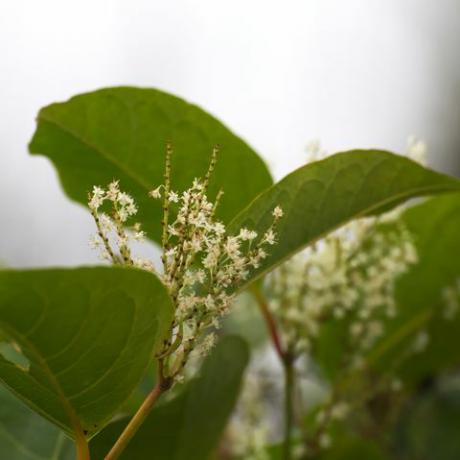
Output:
top-left (0, 386), bottom-right (73, 460)
top-left (90, 335), bottom-right (249, 460)
top-left (29, 87), bottom-right (273, 243)
top-left (0, 267), bottom-right (173, 439)
top-left (229, 150), bottom-right (460, 290)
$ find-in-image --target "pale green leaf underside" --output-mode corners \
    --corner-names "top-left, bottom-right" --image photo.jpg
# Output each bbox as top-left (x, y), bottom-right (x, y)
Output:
top-left (0, 386), bottom-right (73, 460)
top-left (0, 267), bottom-right (173, 439)
top-left (28, 87), bottom-right (273, 244)
top-left (90, 336), bottom-right (249, 460)
top-left (229, 150), bottom-right (460, 290)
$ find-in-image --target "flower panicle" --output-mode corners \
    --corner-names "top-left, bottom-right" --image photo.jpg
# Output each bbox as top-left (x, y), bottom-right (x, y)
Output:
top-left (88, 144), bottom-right (283, 382)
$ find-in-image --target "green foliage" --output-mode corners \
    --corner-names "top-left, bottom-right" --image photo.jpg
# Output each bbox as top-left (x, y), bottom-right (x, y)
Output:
top-left (3, 85), bottom-right (459, 458)
top-left (0, 386), bottom-right (73, 460)
top-left (90, 336), bottom-right (249, 460)
top-left (229, 150), bottom-right (460, 290)
top-left (0, 267), bottom-right (173, 439)
top-left (29, 87), bottom-right (273, 243)
top-left (369, 194), bottom-right (460, 382)
top-left (395, 382), bottom-right (460, 460)
top-left (314, 437), bottom-right (388, 460)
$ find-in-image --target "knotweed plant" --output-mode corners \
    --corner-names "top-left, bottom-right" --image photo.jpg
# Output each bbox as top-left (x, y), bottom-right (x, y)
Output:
top-left (87, 145), bottom-right (283, 458)
top-left (241, 139), bottom-right (427, 459)
top-left (4, 88), bottom-right (460, 460)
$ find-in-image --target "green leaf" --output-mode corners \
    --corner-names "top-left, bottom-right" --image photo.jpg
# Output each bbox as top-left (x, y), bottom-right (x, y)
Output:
top-left (29, 87), bottom-right (273, 243)
top-left (0, 386), bottom-right (73, 460)
top-left (0, 267), bottom-right (173, 439)
top-left (395, 383), bottom-right (460, 460)
top-left (267, 437), bottom-right (387, 460)
top-left (229, 150), bottom-right (460, 290)
top-left (368, 193), bottom-right (460, 381)
top-left (314, 437), bottom-right (388, 460)
top-left (90, 335), bottom-right (249, 460)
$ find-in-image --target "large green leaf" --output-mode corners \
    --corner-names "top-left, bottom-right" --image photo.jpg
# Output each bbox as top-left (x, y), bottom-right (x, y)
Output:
top-left (368, 193), bottom-right (460, 381)
top-left (229, 150), bottom-right (460, 290)
top-left (29, 87), bottom-right (273, 243)
top-left (0, 386), bottom-right (73, 460)
top-left (90, 335), bottom-right (249, 460)
top-left (0, 267), bottom-right (173, 439)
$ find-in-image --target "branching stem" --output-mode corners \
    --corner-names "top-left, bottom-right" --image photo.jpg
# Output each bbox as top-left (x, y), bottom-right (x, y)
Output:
top-left (104, 361), bottom-right (172, 460)
top-left (283, 357), bottom-right (295, 460)
top-left (252, 285), bottom-right (296, 460)
top-left (75, 430), bottom-right (90, 460)
top-left (251, 285), bottom-right (286, 361)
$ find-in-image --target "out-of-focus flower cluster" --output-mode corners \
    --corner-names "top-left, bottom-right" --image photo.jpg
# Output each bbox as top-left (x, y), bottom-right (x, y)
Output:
top-left (88, 146), bottom-right (282, 380)
top-left (228, 371), bottom-right (271, 460)
top-left (265, 137), bottom-right (426, 361)
top-left (265, 210), bottom-right (418, 360)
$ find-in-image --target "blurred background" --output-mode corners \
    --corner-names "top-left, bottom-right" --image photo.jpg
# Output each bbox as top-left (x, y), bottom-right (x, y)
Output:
top-left (1, 0), bottom-right (459, 267)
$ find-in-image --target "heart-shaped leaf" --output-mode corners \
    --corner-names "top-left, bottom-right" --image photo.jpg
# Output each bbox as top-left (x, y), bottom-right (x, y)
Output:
top-left (229, 150), bottom-right (460, 290)
top-left (29, 87), bottom-right (273, 243)
top-left (0, 267), bottom-right (173, 440)
top-left (90, 335), bottom-right (249, 460)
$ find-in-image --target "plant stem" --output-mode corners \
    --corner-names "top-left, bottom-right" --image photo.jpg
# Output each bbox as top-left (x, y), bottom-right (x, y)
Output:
top-left (251, 285), bottom-right (296, 459)
top-left (251, 286), bottom-right (286, 361)
top-left (105, 361), bottom-right (175, 460)
top-left (75, 430), bottom-right (90, 460)
top-left (283, 357), bottom-right (295, 460)
top-left (104, 382), bottom-right (163, 460)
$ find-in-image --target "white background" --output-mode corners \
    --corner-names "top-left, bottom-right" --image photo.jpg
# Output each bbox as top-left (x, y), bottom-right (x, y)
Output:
top-left (1, 0), bottom-right (459, 267)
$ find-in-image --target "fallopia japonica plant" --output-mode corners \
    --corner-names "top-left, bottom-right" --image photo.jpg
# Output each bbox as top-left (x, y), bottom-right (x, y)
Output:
top-left (1, 87), bottom-right (460, 460)
top-left (227, 140), bottom-right (460, 460)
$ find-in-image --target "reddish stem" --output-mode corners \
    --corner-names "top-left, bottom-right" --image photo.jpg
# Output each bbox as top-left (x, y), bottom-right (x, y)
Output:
top-left (251, 286), bottom-right (286, 361)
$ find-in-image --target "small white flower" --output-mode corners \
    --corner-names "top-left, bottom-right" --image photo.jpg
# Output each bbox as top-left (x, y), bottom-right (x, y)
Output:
top-left (133, 230), bottom-right (145, 242)
top-left (213, 222), bottom-right (226, 235)
top-left (149, 186), bottom-right (162, 199)
top-left (263, 229), bottom-right (276, 245)
top-left (107, 181), bottom-right (120, 200)
top-left (272, 206), bottom-right (283, 219)
top-left (118, 192), bottom-right (134, 207)
top-left (89, 186), bottom-right (105, 209)
top-left (169, 191), bottom-right (179, 203)
top-left (239, 228), bottom-right (258, 241)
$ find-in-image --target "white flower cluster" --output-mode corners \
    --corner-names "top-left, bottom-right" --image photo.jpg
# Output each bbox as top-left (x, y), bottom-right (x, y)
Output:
top-left (88, 181), bottom-right (146, 266)
top-left (88, 146), bottom-right (283, 380)
top-left (266, 137), bottom-right (426, 361)
top-left (265, 218), bottom-right (418, 357)
top-left (229, 372), bottom-right (271, 460)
